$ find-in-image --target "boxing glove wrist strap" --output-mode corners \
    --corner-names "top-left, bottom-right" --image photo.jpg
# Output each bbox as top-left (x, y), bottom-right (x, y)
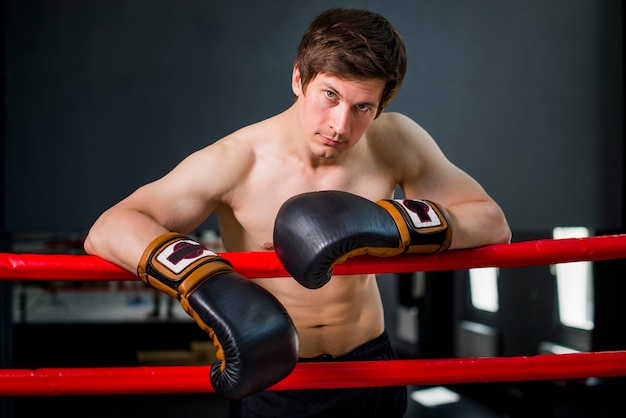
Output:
top-left (137, 232), bottom-right (233, 299)
top-left (376, 198), bottom-right (452, 253)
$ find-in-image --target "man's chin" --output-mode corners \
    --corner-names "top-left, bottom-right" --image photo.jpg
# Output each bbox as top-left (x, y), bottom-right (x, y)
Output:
top-left (315, 148), bottom-right (342, 160)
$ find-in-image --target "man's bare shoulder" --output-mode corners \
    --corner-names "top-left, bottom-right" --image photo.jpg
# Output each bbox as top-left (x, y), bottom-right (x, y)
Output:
top-left (190, 114), bottom-right (287, 194)
top-left (363, 111), bottom-right (447, 182)
top-left (179, 123), bottom-right (266, 196)
top-left (365, 112), bottom-right (434, 157)
top-left (213, 113), bottom-right (284, 151)
top-left (367, 111), bottom-right (428, 139)
top-left (202, 116), bottom-right (276, 162)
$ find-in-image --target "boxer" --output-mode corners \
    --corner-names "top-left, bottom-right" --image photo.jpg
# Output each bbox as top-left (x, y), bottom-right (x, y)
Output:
top-left (84, 7), bottom-right (511, 417)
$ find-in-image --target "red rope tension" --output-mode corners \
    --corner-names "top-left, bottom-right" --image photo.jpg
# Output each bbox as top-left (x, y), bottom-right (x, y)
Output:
top-left (1, 234), bottom-right (625, 281)
top-left (2, 351), bottom-right (626, 396)
top-left (1, 234), bottom-right (625, 396)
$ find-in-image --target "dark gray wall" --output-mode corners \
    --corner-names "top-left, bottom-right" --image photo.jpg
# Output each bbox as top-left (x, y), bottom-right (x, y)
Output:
top-left (4, 0), bottom-right (624, 234)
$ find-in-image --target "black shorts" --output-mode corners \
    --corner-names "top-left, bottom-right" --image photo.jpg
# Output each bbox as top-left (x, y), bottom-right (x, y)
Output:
top-left (229, 331), bottom-right (408, 418)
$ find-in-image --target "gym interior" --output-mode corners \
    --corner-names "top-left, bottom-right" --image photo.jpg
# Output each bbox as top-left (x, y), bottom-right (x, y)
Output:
top-left (2, 1), bottom-right (624, 417)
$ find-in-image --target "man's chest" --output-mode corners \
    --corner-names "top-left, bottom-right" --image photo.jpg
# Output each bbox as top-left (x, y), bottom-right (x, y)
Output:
top-left (224, 171), bottom-right (397, 251)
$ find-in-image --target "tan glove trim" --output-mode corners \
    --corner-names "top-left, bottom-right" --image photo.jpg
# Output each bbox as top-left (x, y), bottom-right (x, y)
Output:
top-left (375, 200), bottom-right (411, 247)
top-left (179, 297), bottom-right (226, 370)
top-left (137, 232), bottom-right (232, 296)
top-left (376, 199), bottom-right (452, 254)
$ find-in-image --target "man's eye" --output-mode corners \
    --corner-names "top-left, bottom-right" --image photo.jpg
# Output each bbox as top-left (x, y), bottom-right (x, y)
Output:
top-left (356, 104), bottom-right (370, 112)
top-left (325, 91), bottom-right (337, 99)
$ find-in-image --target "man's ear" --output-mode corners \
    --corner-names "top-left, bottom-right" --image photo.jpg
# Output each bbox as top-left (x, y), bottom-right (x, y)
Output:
top-left (291, 66), bottom-right (302, 97)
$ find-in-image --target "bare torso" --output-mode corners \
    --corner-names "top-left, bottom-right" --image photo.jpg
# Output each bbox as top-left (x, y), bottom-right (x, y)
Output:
top-left (84, 75), bottom-right (509, 360)
top-left (213, 110), bottom-right (399, 358)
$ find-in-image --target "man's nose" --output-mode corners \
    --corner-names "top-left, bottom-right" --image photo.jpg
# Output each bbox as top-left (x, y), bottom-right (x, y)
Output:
top-left (330, 105), bottom-right (351, 135)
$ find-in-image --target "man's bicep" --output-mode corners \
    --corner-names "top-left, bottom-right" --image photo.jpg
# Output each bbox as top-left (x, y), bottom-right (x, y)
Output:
top-left (402, 161), bottom-right (493, 207)
top-left (134, 146), bottom-right (236, 232)
top-left (126, 178), bottom-right (217, 234)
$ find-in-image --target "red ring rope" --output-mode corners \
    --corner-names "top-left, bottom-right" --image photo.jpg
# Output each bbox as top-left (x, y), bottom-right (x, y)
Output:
top-left (2, 234), bottom-right (625, 395)
top-left (1, 234), bottom-right (625, 281)
top-left (2, 351), bottom-right (626, 396)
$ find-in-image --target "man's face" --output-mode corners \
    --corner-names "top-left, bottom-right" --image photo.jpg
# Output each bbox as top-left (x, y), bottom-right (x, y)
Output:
top-left (292, 68), bottom-right (385, 160)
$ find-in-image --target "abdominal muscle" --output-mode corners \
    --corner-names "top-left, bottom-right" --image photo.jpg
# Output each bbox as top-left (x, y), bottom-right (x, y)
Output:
top-left (254, 272), bottom-right (386, 358)
top-left (216, 204), bottom-right (387, 358)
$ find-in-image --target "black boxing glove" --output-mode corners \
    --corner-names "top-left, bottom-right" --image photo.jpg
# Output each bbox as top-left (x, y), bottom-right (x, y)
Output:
top-left (273, 190), bottom-right (452, 289)
top-left (138, 233), bottom-right (299, 399)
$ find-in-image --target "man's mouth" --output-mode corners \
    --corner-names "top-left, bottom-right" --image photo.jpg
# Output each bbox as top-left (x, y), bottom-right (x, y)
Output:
top-left (319, 134), bottom-right (344, 146)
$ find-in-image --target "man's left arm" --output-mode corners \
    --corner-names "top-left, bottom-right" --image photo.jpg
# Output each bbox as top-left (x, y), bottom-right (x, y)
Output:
top-left (402, 163), bottom-right (511, 250)
top-left (389, 112), bottom-right (511, 249)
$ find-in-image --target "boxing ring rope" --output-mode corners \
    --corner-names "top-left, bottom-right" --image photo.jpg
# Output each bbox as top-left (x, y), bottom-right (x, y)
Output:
top-left (1, 234), bottom-right (626, 396)
top-left (2, 234), bottom-right (626, 282)
top-left (2, 351), bottom-right (626, 396)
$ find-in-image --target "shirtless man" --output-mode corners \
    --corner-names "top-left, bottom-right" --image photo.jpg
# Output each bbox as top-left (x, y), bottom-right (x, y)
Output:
top-left (84, 7), bottom-right (511, 417)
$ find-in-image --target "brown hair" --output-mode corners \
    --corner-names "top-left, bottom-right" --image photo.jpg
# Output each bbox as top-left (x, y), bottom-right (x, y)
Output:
top-left (294, 8), bottom-right (407, 117)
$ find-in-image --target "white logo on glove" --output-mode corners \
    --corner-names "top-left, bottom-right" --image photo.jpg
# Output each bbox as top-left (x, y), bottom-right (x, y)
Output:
top-left (157, 239), bottom-right (216, 274)
top-left (394, 199), bottom-right (442, 229)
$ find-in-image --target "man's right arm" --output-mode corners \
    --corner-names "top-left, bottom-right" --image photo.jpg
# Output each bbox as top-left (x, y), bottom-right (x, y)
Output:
top-left (84, 141), bottom-right (236, 272)
top-left (84, 204), bottom-right (166, 272)
top-left (83, 141), bottom-right (300, 399)
top-left (84, 182), bottom-right (195, 273)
